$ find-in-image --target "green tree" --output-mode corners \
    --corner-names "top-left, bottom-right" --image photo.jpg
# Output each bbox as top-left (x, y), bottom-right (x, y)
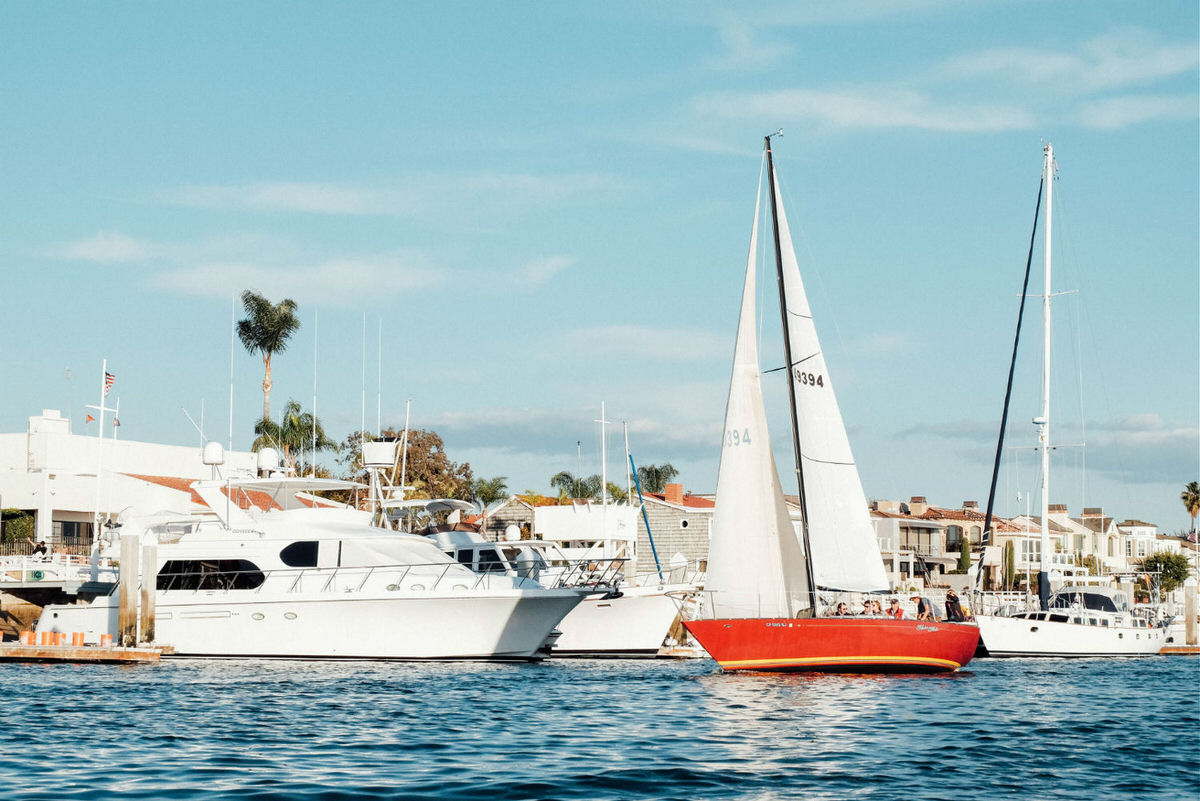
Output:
top-left (606, 482), bottom-right (628, 503)
top-left (1139, 551), bottom-right (1192, 597)
top-left (957, 541), bottom-right (971, 573)
top-left (550, 471), bottom-right (601, 500)
top-left (252, 400), bottom-right (337, 472)
top-left (1, 510), bottom-right (34, 545)
top-left (339, 427), bottom-right (473, 500)
top-left (1004, 540), bottom-right (1016, 590)
top-left (471, 476), bottom-right (510, 507)
top-left (1182, 481), bottom-right (1200, 537)
top-left (636, 463), bottom-right (678, 493)
top-left (237, 290), bottom-right (301, 421)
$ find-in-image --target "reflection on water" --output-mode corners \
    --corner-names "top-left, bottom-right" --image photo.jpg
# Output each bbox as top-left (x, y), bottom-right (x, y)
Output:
top-left (0, 657), bottom-right (1193, 800)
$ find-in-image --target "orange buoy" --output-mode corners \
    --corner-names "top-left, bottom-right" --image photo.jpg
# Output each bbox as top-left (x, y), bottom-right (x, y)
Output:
top-left (72, 632), bottom-right (85, 647)
top-left (39, 631), bottom-right (51, 646)
top-left (100, 633), bottom-right (113, 647)
top-left (19, 631), bottom-right (33, 645)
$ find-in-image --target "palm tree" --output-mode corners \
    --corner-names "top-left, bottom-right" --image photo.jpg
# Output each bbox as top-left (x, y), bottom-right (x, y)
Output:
top-left (550, 471), bottom-right (601, 500)
top-left (471, 476), bottom-right (510, 507)
top-left (252, 400), bottom-right (336, 473)
top-left (1181, 481), bottom-right (1200, 538)
top-left (237, 290), bottom-right (301, 422)
top-left (636, 463), bottom-right (678, 494)
top-left (470, 476), bottom-right (509, 536)
top-left (606, 482), bottom-right (628, 503)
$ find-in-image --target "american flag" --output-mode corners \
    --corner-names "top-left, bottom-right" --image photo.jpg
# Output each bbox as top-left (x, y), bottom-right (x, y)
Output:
top-left (104, 371), bottom-right (115, 396)
top-left (112, 418), bottom-right (120, 428)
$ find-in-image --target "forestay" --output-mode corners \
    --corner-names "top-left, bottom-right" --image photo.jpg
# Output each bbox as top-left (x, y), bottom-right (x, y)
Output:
top-left (772, 172), bottom-right (890, 593)
top-left (705, 163), bottom-right (811, 619)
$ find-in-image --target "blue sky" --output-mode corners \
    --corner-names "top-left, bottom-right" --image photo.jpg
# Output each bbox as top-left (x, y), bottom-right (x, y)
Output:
top-left (2, 2), bottom-right (1196, 530)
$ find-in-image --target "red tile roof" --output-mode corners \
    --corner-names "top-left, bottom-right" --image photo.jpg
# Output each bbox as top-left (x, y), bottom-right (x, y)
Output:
top-left (642, 491), bottom-right (715, 509)
top-left (123, 474), bottom-right (281, 512)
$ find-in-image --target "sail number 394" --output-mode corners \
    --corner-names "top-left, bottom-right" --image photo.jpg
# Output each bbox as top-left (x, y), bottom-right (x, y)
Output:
top-left (724, 428), bottom-right (752, 447)
top-left (794, 369), bottom-right (824, 388)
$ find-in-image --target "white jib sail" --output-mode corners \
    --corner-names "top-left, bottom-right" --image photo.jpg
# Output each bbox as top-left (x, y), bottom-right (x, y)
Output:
top-left (705, 164), bottom-right (811, 619)
top-left (772, 171), bottom-right (890, 593)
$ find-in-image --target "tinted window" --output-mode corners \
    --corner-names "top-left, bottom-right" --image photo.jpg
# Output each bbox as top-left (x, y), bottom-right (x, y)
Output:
top-left (157, 559), bottom-right (266, 591)
top-left (280, 541), bottom-right (319, 567)
top-left (477, 548), bottom-right (507, 574)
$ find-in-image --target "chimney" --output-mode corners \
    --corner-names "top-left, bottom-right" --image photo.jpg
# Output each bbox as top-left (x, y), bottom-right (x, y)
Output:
top-left (664, 483), bottom-right (684, 505)
top-left (909, 496), bottom-right (928, 516)
top-left (963, 501), bottom-right (979, 510)
top-left (875, 500), bottom-right (901, 514)
top-left (1082, 507), bottom-right (1103, 518)
top-left (1048, 503), bottom-right (1068, 514)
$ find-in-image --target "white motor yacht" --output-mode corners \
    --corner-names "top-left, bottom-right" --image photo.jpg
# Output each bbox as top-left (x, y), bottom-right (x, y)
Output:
top-left (35, 476), bottom-right (586, 660)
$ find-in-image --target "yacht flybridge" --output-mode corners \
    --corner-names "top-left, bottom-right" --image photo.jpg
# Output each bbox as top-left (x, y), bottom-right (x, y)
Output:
top-left (36, 457), bottom-right (586, 660)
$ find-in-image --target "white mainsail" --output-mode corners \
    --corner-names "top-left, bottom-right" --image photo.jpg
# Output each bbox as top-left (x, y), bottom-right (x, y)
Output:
top-left (705, 166), bottom-right (811, 619)
top-left (772, 171), bottom-right (890, 593)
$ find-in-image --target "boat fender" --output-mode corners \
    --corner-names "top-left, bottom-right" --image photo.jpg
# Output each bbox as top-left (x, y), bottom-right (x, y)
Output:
top-left (602, 590), bottom-right (624, 600)
top-left (31, 570), bottom-right (44, 581)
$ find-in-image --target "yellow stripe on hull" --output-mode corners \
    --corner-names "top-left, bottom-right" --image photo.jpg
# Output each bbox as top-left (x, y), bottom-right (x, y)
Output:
top-left (718, 655), bottom-right (964, 670)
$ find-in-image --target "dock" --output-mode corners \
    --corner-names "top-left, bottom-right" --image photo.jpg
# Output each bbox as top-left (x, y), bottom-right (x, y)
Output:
top-left (0, 643), bottom-right (168, 663)
top-left (1160, 645), bottom-right (1200, 656)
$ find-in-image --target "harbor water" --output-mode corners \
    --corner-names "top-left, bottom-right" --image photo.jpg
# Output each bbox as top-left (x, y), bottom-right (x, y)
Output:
top-left (1, 656), bottom-right (1195, 800)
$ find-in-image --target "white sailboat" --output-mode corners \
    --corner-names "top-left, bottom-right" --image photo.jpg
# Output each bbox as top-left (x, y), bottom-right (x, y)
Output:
top-left (685, 136), bottom-right (979, 672)
top-left (974, 144), bottom-right (1167, 657)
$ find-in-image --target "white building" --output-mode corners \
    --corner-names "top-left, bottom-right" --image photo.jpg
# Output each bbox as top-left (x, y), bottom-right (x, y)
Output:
top-left (0, 410), bottom-right (256, 547)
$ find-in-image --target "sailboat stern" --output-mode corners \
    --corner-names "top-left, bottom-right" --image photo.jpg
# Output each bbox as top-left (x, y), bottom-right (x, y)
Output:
top-left (684, 617), bottom-right (980, 673)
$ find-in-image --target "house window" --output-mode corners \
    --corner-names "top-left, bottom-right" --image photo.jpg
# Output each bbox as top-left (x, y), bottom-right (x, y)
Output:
top-left (1108, 538), bottom-right (1115, 557)
top-left (1074, 534), bottom-right (1085, 552)
top-left (1126, 541), bottom-right (1133, 557)
top-left (945, 526), bottom-right (963, 549)
top-left (1021, 540), bottom-right (1041, 562)
top-left (969, 526), bottom-right (981, 544)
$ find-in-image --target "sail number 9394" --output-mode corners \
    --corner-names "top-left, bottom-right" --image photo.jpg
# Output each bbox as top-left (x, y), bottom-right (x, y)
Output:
top-left (793, 369), bottom-right (824, 388)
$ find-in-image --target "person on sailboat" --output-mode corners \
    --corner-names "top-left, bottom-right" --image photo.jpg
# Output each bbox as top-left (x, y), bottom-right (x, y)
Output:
top-left (944, 590), bottom-right (967, 622)
top-left (834, 603), bottom-right (851, 616)
top-left (911, 595), bottom-right (934, 621)
top-left (886, 598), bottom-right (905, 620)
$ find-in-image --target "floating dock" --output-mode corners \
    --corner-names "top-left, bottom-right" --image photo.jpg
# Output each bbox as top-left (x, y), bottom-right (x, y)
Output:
top-left (1160, 645), bottom-right (1200, 656)
top-left (0, 643), bottom-right (166, 663)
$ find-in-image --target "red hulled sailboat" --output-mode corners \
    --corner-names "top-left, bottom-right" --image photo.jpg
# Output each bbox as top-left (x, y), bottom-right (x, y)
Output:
top-left (683, 136), bottom-right (979, 673)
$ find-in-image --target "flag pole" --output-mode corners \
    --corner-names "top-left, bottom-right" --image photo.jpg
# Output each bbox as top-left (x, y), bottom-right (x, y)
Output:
top-left (92, 359), bottom-right (107, 547)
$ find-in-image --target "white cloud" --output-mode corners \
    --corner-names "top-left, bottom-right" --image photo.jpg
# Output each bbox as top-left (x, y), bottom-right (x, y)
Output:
top-left (692, 88), bottom-right (1033, 133)
top-left (160, 172), bottom-right (625, 218)
top-left (51, 231), bottom-right (155, 263)
top-left (1077, 94), bottom-right (1199, 129)
top-left (150, 253), bottom-right (445, 306)
top-left (937, 30), bottom-right (1199, 93)
top-left (515, 256), bottom-right (576, 287)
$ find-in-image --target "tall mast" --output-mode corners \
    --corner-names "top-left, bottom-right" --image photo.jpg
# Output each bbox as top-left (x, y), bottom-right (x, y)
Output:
top-left (1036, 143), bottom-right (1055, 609)
top-left (765, 134), bottom-right (818, 611)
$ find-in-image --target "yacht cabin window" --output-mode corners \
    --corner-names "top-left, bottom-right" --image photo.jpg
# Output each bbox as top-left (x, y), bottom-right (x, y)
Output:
top-left (280, 541), bottom-right (319, 568)
top-left (157, 559), bottom-right (266, 591)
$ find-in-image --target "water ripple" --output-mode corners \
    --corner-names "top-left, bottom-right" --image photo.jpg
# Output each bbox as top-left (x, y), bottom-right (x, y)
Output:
top-left (0, 657), bottom-right (1195, 799)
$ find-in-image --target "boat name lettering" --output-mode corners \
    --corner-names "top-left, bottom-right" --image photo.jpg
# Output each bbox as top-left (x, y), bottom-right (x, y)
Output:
top-left (765, 622), bottom-right (790, 628)
top-left (724, 428), bottom-right (752, 447)
top-left (794, 369), bottom-right (824, 388)
top-left (916, 624), bottom-right (940, 632)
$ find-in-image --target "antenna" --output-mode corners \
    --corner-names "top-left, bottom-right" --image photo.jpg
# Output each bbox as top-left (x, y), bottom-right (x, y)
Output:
top-left (312, 308), bottom-right (318, 477)
top-left (229, 292), bottom-right (235, 453)
top-left (376, 317), bottom-right (382, 434)
top-left (595, 403), bottom-right (610, 505)
top-left (767, 128), bottom-right (784, 139)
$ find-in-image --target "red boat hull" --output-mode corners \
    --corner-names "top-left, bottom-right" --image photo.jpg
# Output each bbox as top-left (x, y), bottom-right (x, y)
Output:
top-left (684, 617), bottom-right (980, 673)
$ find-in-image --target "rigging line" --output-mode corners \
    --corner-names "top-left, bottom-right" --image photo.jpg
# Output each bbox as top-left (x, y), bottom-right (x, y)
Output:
top-left (980, 175), bottom-right (1044, 593)
top-left (761, 350), bottom-right (823, 374)
top-left (801, 455), bottom-right (856, 467)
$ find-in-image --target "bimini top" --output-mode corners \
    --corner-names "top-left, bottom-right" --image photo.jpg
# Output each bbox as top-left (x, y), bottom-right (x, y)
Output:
top-left (1049, 585), bottom-right (1130, 613)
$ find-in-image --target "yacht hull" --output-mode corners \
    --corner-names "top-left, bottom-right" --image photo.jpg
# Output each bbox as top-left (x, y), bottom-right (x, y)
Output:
top-left (975, 614), bottom-right (1165, 657)
top-left (36, 590), bottom-right (582, 660)
top-left (551, 583), bottom-right (694, 657)
top-left (684, 617), bottom-right (979, 673)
